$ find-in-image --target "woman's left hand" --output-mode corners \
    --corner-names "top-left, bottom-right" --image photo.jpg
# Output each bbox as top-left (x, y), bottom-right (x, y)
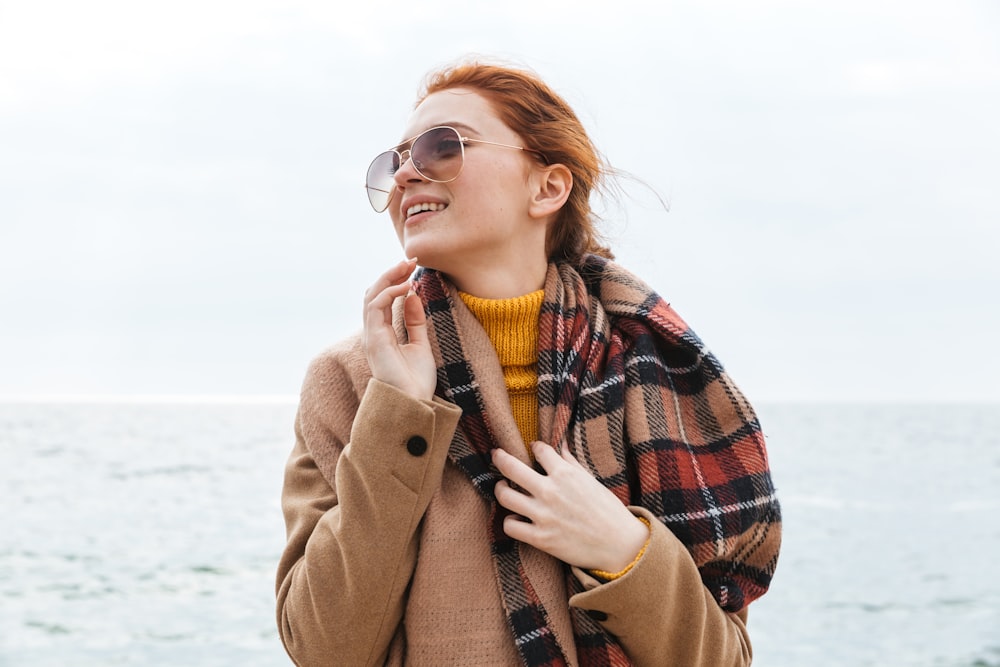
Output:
top-left (492, 442), bottom-right (650, 573)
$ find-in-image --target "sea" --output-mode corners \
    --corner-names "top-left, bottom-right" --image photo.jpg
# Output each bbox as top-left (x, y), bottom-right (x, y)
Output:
top-left (1, 400), bottom-right (997, 667)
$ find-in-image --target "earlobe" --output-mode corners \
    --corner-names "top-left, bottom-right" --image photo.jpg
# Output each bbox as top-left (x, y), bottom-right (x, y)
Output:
top-left (528, 164), bottom-right (573, 220)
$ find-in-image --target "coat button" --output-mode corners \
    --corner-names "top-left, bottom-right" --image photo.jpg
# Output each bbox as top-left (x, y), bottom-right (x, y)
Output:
top-left (586, 609), bottom-right (609, 622)
top-left (406, 436), bottom-right (428, 457)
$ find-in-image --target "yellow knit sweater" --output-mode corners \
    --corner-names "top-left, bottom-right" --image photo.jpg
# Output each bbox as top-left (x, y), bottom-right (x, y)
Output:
top-left (458, 289), bottom-right (543, 452)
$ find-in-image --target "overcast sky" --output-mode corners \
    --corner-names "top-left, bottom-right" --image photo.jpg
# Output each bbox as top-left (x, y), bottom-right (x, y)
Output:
top-left (1, 0), bottom-right (997, 402)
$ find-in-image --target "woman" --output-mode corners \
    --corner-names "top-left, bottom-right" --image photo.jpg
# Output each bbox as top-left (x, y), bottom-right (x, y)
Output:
top-left (276, 60), bottom-right (781, 667)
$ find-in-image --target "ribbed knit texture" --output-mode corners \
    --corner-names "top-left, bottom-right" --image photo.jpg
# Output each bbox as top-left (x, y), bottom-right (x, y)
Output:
top-left (458, 289), bottom-right (543, 452)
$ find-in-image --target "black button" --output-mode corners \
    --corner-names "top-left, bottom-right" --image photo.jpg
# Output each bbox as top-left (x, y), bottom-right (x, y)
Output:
top-left (406, 436), bottom-right (428, 457)
top-left (586, 609), bottom-right (608, 622)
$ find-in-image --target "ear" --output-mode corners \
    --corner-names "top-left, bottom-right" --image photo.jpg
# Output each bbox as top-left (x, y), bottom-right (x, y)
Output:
top-left (527, 163), bottom-right (573, 220)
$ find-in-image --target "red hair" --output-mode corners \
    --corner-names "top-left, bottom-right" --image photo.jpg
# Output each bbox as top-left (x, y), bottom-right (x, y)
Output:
top-left (418, 60), bottom-right (614, 264)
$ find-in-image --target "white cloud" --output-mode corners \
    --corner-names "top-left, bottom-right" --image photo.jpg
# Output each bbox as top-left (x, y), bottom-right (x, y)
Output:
top-left (0, 0), bottom-right (316, 109)
top-left (0, 0), bottom-right (998, 399)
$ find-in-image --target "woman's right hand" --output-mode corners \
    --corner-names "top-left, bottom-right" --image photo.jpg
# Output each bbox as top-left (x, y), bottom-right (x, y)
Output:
top-left (362, 258), bottom-right (437, 402)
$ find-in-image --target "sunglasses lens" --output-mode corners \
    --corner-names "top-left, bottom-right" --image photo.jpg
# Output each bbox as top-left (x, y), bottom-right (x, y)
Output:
top-left (410, 127), bottom-right (464, 182)
top-left (366, 150), bottom-right (400, 212)
top-left (365, 127), bottom-right (465, 212)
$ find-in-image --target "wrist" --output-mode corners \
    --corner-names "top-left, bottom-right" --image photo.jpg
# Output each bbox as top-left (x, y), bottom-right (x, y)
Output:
top-left (590, 515), bottom-right (652, 579)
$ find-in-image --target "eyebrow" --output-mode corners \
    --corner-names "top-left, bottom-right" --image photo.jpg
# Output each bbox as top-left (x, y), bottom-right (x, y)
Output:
top-left (443, 122), bottom-right (478, 135)
top-left (394, 122), bottom-right (481, 149)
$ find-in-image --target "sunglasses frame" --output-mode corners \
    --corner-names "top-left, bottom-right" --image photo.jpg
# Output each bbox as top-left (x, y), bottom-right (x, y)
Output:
top-left (365, 125), bottom-right (547, 213)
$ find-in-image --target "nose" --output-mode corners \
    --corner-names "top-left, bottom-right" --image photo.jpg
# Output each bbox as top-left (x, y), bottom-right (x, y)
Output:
top-left (393, 149), bottom-right (424, 186)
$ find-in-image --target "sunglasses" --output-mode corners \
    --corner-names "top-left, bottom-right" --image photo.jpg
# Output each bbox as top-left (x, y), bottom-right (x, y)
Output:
top-left (364, 125), bottom-right (546, 212)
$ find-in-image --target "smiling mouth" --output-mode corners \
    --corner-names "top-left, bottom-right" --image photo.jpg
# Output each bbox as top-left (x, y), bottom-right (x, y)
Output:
top-left (405, 202), bottom-right (447, 219)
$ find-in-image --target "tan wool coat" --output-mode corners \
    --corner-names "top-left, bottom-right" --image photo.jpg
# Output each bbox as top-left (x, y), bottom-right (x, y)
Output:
top-left (276, 299), bottom-right (756, 666)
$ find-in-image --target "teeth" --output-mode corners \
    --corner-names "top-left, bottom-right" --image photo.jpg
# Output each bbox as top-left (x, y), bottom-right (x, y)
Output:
top-left (406, 202), bottom-right (446, 218)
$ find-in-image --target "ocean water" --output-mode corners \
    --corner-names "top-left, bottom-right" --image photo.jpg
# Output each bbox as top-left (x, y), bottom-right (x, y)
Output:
top-left (1, 401), bottom-right (997, 666)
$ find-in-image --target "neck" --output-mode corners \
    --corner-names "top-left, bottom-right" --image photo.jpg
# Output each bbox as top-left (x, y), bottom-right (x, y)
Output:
top-left (443, 254), bottom-right (548, 299)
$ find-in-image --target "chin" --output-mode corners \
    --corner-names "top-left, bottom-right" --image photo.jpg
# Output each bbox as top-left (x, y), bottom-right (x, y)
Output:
top-left (402, 238), bottom-right (447, 270)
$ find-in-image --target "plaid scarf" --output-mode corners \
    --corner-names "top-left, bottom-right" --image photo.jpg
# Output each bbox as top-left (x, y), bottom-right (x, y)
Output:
top-left (413, 255), bottom-right (781, 667)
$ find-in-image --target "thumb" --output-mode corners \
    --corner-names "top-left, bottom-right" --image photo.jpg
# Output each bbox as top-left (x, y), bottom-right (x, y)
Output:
top-left (402, 288), bottom-right (428, 345)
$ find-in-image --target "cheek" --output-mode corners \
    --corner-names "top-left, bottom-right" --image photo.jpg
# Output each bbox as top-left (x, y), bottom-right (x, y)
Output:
top-left (389, 211), bottom-right (403, 234)
top-left (389, 212), bottom-right (405, 242)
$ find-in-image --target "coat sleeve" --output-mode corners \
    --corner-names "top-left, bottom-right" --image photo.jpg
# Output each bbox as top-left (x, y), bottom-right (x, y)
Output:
top-left (275, 361), bottom-right (462, 667)
top-left (568, 506), bottom-right (753, 667)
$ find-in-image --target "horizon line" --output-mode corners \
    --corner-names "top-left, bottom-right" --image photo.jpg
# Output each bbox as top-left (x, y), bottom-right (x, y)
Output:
top-left (0, 394), bottom-right (300, 405)
top-left (0, 394), bottom-right (997, 406)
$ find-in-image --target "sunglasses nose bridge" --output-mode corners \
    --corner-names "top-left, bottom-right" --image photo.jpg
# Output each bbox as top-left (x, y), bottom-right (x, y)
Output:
top-left (393, 147), bottom-right (429, 184)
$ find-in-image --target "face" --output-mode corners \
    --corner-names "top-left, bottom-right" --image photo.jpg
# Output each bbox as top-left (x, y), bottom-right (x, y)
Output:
top-left (383, 88), bottom-right (548, 282)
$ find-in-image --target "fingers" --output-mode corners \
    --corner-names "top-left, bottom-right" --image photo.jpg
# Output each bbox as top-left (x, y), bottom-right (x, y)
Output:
top-left (492, 448), bottom-right (539, 491)
top-left (363, 258), bottom-right (419, 334)
top-left (559, 442), bottom-right (585, 468)
top-left (364, 257), bottom-right (418, 309)
top-left (358, 257), bottom-right (438, 401)
top-left (531, 441), bottom-right (564, 472)
top-left (502, 512), bottom-right (536, 544)
top-left (494, 442), bottom-right (642, 570)
top-left (494, 479), bottom-right (533, 517)
top-left (493, 443), bottom-right (581, 499)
